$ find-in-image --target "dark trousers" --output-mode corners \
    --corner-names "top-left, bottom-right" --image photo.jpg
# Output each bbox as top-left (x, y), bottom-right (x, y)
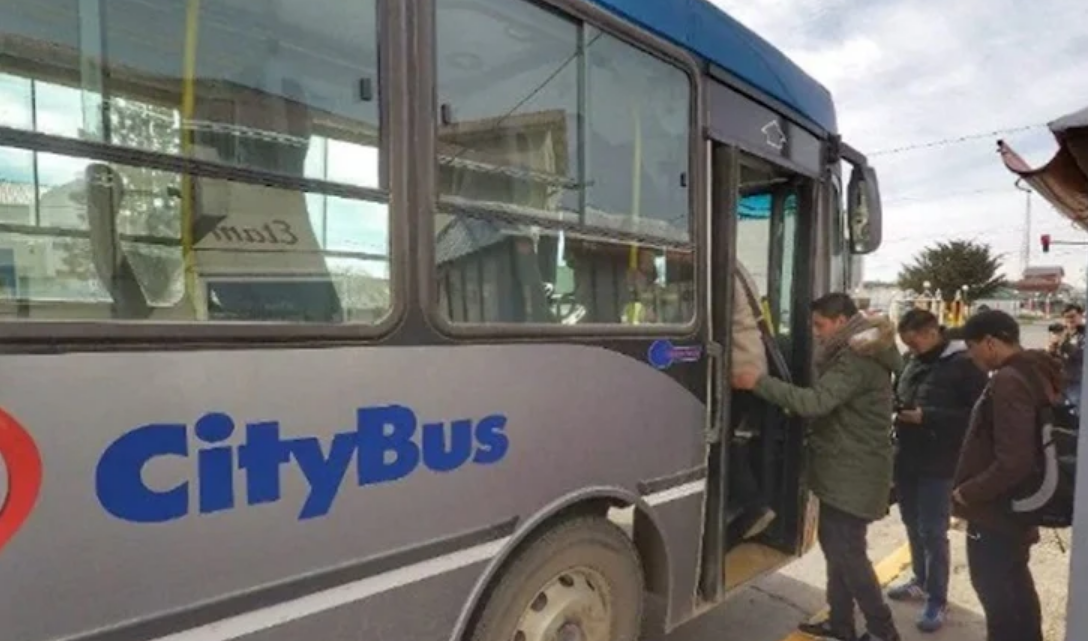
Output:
top-left (728, 391), bottom-right (765, 513)
top-left (729, 439), bottom-right (764, 512)
top-left (966, 523), bottom-right (1042, 641)
top-left (897, 473), bottom-right (952, 605)
top-left (819, 502), bottom-right (899, 640)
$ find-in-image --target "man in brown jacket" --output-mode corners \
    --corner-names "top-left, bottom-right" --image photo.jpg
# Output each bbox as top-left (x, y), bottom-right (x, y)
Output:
top-left (954, 310), bottom-right (1064, 641)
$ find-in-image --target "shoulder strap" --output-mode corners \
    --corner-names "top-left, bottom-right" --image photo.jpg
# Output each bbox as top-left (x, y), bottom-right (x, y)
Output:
top-left (735, 267), bottom-right (764, 325)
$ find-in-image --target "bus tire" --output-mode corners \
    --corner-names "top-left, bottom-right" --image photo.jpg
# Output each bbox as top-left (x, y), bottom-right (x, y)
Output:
top-left (468, 515), bottom-right (644, 641)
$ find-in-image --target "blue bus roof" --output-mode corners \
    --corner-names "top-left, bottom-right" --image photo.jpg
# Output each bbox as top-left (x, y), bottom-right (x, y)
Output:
top-left (586, 0), bottom-right (837, 134)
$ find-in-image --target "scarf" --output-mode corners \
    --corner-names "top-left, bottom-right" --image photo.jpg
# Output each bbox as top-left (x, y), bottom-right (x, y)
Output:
top-left (814, 313), bottom-right (871, 373)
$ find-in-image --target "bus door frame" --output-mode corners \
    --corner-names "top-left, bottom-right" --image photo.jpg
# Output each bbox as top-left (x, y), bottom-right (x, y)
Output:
top-left (697, 138), bottom-right (739, 604)
top-left (698, 76), bottom-right (828, 604)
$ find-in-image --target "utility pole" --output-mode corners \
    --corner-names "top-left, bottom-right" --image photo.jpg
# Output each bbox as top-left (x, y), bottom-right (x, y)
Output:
top-left (1016, 179), bottom-right (1033, 274)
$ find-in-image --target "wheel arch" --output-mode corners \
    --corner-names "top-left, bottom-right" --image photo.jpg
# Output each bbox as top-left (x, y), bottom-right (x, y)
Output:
top-left (447, 485), bottom-right (673, 641)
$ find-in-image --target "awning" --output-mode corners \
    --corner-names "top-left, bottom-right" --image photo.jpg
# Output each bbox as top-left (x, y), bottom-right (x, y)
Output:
top-left (998, 106), bottom-right (1088, 231)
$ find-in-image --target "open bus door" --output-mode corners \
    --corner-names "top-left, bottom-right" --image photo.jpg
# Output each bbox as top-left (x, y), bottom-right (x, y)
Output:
top-left (702, 139), bottom-right (822, 601)
top-left (697, 87), bottom-right (887, 600)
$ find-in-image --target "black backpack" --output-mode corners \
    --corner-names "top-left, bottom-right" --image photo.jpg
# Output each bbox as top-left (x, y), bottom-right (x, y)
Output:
top-left (1004, 359), bottom-right (1079, 529)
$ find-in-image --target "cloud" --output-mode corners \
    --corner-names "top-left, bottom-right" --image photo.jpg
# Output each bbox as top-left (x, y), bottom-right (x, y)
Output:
top-left (713, 0), bottom-right (1088, 287)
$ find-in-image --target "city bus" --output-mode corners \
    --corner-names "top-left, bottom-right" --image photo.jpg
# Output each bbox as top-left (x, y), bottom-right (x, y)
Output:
top-left (0, 1), bottom-right (883, 641)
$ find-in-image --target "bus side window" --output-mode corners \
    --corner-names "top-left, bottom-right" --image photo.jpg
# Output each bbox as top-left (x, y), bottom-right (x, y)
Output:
top-left (0, 0), bottom-right (391, 324)
top-left (433, 0), bottom-right (694, 326)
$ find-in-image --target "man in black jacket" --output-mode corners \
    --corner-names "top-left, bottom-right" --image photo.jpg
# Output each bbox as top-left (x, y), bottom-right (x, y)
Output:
top-left (1051, 303), bottom-right (1084, 410)
top-left (886, 309), bottom-right (988, 633)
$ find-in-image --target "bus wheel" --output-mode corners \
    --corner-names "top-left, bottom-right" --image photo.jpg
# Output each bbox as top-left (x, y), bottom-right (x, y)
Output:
top-left (468, 516), bottom-right (644, 641)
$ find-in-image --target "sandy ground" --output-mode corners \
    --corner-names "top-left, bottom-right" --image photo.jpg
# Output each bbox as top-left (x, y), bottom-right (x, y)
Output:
top-left (650, 508), bottom-right (1071, 641)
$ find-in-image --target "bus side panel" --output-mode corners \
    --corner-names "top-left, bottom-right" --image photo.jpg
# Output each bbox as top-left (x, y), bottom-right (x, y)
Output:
top-left (0, 343), bottom-right (706, 641)
top-left (231, 563), bottom-right (486, 641)
top-left (649, 491), bottom-right (707, 629)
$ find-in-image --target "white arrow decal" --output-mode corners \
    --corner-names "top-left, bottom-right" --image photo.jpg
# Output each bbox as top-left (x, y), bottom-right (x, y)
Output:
top-left (761, 120), bottom-right (787, 151)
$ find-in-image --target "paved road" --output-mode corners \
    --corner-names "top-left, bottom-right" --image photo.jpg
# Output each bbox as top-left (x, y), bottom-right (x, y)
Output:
top-left (1021, 322), bottom-right (1051, 352)
top-left (647, 509), bottom-right (1070, 641)
top-left (647, 321), bottom-right (1070, 641)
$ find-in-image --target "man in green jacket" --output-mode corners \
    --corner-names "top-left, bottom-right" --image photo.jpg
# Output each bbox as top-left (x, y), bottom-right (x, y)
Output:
top-left (733, 292), bottom-right (902, 641)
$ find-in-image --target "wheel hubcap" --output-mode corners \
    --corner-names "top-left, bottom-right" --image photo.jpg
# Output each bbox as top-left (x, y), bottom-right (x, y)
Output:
top-left (513, 567), bottom-right (611, 641)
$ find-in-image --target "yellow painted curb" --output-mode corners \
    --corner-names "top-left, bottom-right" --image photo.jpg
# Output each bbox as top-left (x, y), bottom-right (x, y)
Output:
top-left (780, 542), bottom-right (912, 641)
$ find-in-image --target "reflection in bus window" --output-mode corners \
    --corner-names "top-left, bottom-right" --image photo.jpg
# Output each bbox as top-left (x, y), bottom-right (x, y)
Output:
top-left (0, 0), bottom-right (389, 323)
top-left (436, 0), bottom-right (580, 222)
top-left (0, 149), bottom-right (389, 322)
top-left (584, 27), bottom-right (690, 239)
top-left (0, 0), bottom-right (381, 185)
top-left (436, 222), bottom-right (694, 325)
top-left (434, 0), bottom-right (693, 325)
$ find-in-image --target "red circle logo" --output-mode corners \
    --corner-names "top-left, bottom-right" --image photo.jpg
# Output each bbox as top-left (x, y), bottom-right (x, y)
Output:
top-left (0, 408), bottom-right (42, 553)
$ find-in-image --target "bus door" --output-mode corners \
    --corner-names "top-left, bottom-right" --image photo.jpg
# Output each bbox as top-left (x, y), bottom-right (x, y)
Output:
top-left (702, 138), bottom-right (818, 599)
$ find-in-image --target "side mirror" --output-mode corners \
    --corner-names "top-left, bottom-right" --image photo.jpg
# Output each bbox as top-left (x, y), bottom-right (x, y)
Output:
top-left (846, 163), bottom-right (883, 255)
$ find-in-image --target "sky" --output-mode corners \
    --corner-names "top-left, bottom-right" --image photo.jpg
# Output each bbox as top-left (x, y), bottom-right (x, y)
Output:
top-left (713, 0), bottom-right (1088, 288)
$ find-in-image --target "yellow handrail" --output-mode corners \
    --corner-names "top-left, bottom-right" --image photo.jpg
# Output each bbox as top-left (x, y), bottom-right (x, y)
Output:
top-left (622, 104), bottom-right (643, 324)
top-left (180, 0), bottom-right (201, 316)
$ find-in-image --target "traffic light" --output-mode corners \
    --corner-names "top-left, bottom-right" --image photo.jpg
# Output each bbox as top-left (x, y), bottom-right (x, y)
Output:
top-left (1041, 234), bottom-right (1051, 253)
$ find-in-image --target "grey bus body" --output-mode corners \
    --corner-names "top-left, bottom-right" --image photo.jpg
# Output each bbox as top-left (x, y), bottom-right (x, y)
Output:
top-left (0, 1), bottom-right (883, 640)
top-left (1065, 265), bottom-right (1087, 641)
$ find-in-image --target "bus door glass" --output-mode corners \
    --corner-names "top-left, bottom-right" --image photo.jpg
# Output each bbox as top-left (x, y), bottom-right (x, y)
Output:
top-left (736, 159), bottom-right (810, 373)
top-left (721, 153), bottom-right (814, 573)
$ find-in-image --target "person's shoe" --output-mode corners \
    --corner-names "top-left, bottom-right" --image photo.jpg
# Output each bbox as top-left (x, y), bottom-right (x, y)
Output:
top-left (886, 579), bottom-right (926, 602)
top-left (797, 620), bottom-right (856, 640)
top-left (738, 506), bottom-right (777, 539)
top-left (858, 634), bottom-right (900, 641)
top-left (916, 602), bottom-right (947, 633)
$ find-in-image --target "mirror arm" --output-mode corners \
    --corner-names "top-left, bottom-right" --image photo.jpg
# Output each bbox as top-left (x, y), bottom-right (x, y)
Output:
top-left (838, 140), bottom-right (869, 169)
top-left (826, 134), bottom-right (869, 169)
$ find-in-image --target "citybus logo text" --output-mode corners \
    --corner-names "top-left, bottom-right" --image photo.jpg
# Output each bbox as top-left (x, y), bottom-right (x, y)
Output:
top-left (0, 408), bottom-right (43, 554)
top-left (95, 405), bottom-right (509, 524)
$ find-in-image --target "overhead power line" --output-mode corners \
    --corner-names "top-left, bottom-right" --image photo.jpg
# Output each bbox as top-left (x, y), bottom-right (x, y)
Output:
top-left (868, 123), bottom-right (1047, 157)
top-left (883, 186), bottom-right (1018, 205)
